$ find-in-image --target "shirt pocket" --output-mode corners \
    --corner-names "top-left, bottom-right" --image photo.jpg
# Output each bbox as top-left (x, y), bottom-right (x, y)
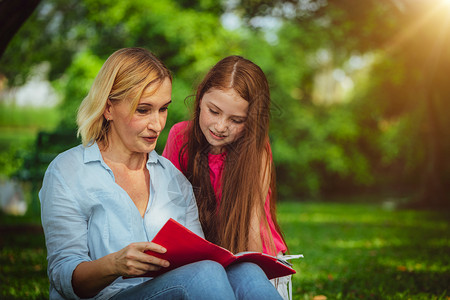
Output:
top-left (87, 191), bottom-right (134, 255)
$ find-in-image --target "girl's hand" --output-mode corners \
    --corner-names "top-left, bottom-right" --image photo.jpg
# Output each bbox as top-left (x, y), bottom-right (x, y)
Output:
top-left (111, 242), bottom-right (170, 277)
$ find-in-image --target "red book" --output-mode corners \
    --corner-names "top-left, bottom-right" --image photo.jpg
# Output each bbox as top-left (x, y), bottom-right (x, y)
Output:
top-left (141, 218), bottom-right (297, 280)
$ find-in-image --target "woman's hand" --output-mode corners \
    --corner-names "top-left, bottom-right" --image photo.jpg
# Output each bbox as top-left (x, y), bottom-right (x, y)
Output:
top-left (72, 242), bottom-right (169, 298)
top-left (111, 242), bottom-right (170, 277)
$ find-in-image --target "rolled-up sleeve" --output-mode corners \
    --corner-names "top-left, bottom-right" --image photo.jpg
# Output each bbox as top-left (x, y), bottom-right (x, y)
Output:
top-left (40, 166), bottom-right (91, 300)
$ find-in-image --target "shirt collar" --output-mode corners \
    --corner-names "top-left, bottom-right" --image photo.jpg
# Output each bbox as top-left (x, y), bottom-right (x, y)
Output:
top-left (83, 142), bottom-right (102, 164)
top-left (147, 150), bottom-right (165, 168)
top-left (83, 142), bottom-right (165, 168)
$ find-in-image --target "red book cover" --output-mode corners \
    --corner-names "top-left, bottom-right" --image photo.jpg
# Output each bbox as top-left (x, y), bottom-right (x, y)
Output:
top-left (140, 218), bottom-right (297, 280)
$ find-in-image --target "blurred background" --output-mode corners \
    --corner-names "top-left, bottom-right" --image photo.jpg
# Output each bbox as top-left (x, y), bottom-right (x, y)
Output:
top-left (1, 1), bottom-right (449, 299)
top-left (1, 0), bottom-right (449, 214)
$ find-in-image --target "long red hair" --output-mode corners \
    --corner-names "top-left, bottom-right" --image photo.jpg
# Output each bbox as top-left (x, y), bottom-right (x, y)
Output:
top-left (181, 56), bottom-right (286, 254)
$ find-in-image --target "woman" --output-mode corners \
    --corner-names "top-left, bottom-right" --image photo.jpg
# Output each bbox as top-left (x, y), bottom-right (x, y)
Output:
top-left (40, 48), bottom-right (282, 300)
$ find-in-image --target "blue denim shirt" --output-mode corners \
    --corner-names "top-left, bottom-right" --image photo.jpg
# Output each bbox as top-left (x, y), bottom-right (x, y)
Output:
top-left (39, 143), bottom-right (204, 300)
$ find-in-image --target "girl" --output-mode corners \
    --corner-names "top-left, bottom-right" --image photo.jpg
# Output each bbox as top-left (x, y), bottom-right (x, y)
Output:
top-left (163, 55), bottom-right (287, 258)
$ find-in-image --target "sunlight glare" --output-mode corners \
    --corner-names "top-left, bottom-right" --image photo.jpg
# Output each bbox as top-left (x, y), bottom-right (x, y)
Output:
top-left (384, 0), bottom-right (450, 54)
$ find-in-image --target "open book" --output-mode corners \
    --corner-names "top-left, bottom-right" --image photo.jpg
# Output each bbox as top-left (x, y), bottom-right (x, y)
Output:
top-left (139, 218), bottom-right (301, 280)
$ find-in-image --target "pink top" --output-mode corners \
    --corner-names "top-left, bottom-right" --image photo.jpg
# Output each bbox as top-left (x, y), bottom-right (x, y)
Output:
top-left (163, 121), bottom-right (287, 255)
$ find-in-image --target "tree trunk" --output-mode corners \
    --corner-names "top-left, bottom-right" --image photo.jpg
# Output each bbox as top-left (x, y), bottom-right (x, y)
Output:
top-left (0, 0), bottom-right (41, 58)
top-left (419, 87), bottom-right (446, 207)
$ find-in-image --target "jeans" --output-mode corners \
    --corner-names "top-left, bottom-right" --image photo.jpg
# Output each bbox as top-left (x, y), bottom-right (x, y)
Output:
top-left (110, 260), bottom-right (282, 300)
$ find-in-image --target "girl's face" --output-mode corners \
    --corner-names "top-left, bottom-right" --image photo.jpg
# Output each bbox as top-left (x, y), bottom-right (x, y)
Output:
top-left (199, 88), bottom-right (248, 154)
top-left (104, 78), bottom-right (172, 156)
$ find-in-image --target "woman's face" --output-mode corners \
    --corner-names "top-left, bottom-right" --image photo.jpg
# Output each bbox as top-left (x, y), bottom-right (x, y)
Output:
top-left (105, 78), bottom-right (172, 156)
top-left (199, 88), bottom-right (248, 154)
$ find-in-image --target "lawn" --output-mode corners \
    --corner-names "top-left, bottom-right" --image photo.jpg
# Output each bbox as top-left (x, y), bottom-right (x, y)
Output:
top-left (0, 201), bottom-right (448, 299)
top-left (280, 202), bottom-right (450, 300)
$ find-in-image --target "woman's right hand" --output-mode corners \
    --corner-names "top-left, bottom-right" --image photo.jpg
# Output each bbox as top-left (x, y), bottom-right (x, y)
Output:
top-left (111, 242), bottom-right (170, 277)
top-left (72, 242), bottom-right (169, 298)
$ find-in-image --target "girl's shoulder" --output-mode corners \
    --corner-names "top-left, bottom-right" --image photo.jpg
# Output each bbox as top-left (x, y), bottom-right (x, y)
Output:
top-left (169, 120), bottom-right (191, 137)
top-left (166, 121), bottom-right (191, 149)
top-left (163, 121), bottom-right (191, 166)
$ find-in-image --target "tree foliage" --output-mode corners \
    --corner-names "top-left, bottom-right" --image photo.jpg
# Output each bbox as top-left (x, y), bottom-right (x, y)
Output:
top-left (234, 0), bottom-right (450, 204)
top-left (1, 0), bottom-right (449, 205)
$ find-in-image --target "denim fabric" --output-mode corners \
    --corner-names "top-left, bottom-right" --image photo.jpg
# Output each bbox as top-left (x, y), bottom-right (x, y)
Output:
top-left (226, 262), bottom-right (283, 300)
top-left (110, 261), bottom-right (282, 300)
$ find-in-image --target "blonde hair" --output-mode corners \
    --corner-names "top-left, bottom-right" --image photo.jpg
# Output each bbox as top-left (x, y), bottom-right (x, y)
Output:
top-left (77, 47), bottom-right (172, 146)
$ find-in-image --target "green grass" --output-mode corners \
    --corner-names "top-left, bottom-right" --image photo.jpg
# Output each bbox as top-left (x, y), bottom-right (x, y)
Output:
top-left (0, 103), bottom-right (60, 129)
top-left (0, 213), bottom-right (48, 299)
top-left (0, 201), bottom-right (448, 299)
top-left (279, 202), bottom-right (450, 299)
